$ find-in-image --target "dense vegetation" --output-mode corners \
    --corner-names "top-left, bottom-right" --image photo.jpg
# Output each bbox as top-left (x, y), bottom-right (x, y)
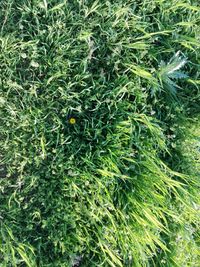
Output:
top-left (0, 1), bottom-right (199, 266)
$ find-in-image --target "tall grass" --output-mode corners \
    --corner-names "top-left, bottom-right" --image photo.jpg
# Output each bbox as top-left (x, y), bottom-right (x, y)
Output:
top-left (0, 0), bottom-right (200, 266)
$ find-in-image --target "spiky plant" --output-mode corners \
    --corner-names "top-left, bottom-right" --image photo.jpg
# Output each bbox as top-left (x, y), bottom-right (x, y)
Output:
top-left (158, 51), bottom-right (188, 95)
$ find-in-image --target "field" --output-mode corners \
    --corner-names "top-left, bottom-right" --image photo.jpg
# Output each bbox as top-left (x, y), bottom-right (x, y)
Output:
top-left (0, 1), bottom-right (200, 266)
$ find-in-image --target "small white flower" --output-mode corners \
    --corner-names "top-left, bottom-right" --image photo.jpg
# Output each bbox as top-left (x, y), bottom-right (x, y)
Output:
top-left (21, 53), bottom-right (27, 59)
top-left (30, 61), bottom-right (39, 68)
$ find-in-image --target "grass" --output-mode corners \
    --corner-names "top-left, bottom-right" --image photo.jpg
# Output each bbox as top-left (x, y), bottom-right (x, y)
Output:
top-left (0, 0), bottom-right (200, 266)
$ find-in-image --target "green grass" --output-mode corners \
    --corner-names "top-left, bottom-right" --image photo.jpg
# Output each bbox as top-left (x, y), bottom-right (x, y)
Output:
top-left (0, 0), bottom-right (200, 266)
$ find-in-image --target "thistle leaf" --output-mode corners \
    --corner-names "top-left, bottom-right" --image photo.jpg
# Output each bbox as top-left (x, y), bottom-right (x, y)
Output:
top-left (158, 51), bottom-right (188, 95)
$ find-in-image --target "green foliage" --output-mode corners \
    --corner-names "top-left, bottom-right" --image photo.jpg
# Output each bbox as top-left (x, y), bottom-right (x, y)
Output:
top-left (158, 51), bottom-right (188, 95)
top-left (0, 0), bottom-right (200, 266)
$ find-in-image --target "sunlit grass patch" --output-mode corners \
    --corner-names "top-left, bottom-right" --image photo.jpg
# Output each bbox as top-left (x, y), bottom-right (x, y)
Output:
top-left (0, 0), bottom-right (199, 266)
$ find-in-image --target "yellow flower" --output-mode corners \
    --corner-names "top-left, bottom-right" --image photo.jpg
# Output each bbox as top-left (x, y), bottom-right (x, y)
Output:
top-left (69, 117), bottom-right (76, 124)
